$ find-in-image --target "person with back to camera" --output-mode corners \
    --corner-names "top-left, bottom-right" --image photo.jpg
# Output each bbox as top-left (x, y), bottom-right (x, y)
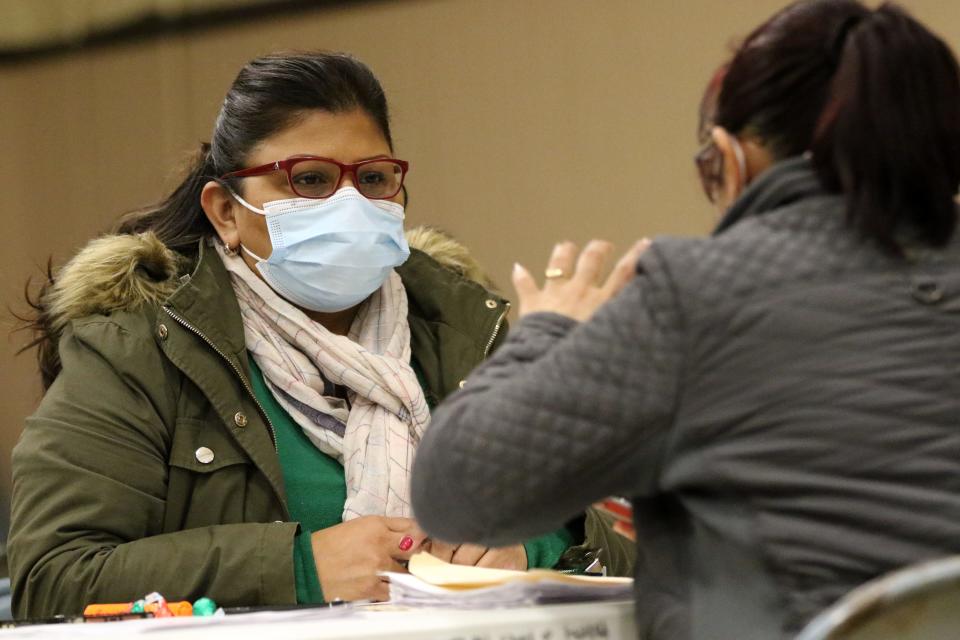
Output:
top-left (411, 1), bottom-right (960, 638)
top-left (7, 51), bottom-right (617, 618)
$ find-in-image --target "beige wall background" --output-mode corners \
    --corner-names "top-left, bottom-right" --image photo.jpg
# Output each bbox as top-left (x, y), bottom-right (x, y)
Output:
top-left (1, 0), bottom-right (277, 49)
top-left (2, 0), bottom-right (960, 537)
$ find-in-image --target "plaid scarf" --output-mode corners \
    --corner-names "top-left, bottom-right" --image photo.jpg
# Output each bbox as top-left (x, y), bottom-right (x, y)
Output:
top-left (217, 241), bottom-right (431, 519)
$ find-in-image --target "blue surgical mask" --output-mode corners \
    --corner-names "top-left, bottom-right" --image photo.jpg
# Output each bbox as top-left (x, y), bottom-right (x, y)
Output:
top-left (231, 186), bottom-right (410, 313)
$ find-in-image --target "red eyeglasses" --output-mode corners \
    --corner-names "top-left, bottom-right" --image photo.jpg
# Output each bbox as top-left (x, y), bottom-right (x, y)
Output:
top-left (221, 156), bottom-right (409, 200)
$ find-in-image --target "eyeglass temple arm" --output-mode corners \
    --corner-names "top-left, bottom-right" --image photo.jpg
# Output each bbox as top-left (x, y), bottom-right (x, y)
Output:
top-left (221, 161), bottom-right (282, 180)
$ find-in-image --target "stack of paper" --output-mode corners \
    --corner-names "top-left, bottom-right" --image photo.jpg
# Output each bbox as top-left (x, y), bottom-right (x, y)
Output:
top-left (382, 552), bottom-right (633, 608)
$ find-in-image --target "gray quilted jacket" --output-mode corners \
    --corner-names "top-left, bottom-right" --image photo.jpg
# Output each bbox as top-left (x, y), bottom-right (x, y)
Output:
top-left (411, 157), bottom-right (960, 639)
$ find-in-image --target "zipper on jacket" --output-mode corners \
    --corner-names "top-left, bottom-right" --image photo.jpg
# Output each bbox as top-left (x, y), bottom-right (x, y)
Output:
top-left (162, 306), bottom-right (278, 452)
top-left (483, 302), bottom-right (511, 357)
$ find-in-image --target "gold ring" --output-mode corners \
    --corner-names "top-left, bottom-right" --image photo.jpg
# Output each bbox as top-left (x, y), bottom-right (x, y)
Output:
top-left (544, 268), bottom-right (567, 279)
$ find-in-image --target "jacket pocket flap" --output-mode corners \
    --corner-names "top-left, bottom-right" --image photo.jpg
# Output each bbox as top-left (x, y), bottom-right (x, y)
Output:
top-left (169, 418), bottom-right (249, 472)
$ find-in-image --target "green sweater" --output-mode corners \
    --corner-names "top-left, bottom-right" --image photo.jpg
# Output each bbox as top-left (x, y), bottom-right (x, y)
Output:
top-left (249, 360), bottom-right (573, 603)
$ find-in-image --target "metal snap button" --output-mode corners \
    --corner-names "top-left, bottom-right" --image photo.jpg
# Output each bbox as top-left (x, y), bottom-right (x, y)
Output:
top-left (234, 412), bottom-right (248, 428)
top-left (195, 447), bottom-right (215, 464)
top-left (485, 299), bottom-right (498, 309)
top-left (157, 324), bottom-right (168, 340)
top-left (912, 280), bottom-right (944, 305)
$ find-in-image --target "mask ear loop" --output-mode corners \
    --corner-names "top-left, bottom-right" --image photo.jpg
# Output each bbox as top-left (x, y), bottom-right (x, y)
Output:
top-left (212, 175), bottom-right (270, 216)
top-left (213, 178), bottom-right (268, 259)
top-left (240, 244), bottom-right (269, 262)
top-left (729, 136), bottom-right (749, 193)
top-left (225, 187), bottom-right (269, 216)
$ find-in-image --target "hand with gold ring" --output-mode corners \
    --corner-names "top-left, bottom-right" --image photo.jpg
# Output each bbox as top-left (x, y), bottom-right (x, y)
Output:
top-left (512, 238), bottom-right (651, 321)
top-left (544, 267), bottom-right (568, 280)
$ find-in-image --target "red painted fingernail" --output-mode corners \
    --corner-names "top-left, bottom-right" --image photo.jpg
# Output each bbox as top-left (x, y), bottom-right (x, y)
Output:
top-left (399, 535), bottom-right (414, 551)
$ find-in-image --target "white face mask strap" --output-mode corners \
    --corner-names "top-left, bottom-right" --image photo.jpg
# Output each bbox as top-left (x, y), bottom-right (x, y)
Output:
top-left (226, 187), bottom-right (268, 215)
top-left (730, 136), bottom-right (748, 190)
top-left (240, 244), bottom-right (267, 263)
top-left (221, 187), bottom-right (269, 261)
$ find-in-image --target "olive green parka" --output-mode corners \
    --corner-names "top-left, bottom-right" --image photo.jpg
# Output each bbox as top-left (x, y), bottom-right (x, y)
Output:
top-left (9, 228), bottom-right (511, 617)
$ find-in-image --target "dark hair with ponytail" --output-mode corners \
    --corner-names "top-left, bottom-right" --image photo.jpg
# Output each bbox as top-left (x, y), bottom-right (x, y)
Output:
top-left (710, 0), bottom-right (960, 252)
top-left (20, 51), bottom-right (393, 387)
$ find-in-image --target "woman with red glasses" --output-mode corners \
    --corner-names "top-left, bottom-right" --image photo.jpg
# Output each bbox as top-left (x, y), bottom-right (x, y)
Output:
top-left (7, 51), bottom-right (590, 618)
top-left (412, 1), bottom-right (960, 638)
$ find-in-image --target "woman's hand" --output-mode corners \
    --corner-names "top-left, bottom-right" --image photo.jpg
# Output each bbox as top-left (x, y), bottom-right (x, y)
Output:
top-left (310, 516), bottom-right (427, 602)
top-left (426, 541), bottom-right (528, 571)
top-left (512, 239), bottom-right (651, 321)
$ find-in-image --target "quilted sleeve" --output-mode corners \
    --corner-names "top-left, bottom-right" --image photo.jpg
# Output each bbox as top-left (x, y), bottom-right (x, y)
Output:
top-left (411, 249), bottom-right (685, 546)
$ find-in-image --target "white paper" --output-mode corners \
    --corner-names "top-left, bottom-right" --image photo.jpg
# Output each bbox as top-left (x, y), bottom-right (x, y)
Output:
top-left (382, 552), bottom-right (634, 608)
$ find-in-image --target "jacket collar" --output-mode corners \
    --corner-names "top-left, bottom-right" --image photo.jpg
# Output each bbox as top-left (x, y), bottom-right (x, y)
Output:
top-left (713, 156), bottom-right (827, 236)
top-left (398, 248), bottom-right (510, 402)
top-left (399, 248), bottom-right (509, 355)
top-left (165, 239), bottom-right (247, 361)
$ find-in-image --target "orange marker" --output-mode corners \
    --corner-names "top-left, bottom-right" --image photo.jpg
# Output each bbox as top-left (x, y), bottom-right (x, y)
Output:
top-left (160, 600), bottom-right (193, 616)
top-left (83, 603), bottom-right (134, 617)
top-left (83, 601), bottom-right (193, 618)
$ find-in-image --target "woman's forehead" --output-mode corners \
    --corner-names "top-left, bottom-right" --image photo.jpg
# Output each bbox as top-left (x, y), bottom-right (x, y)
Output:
top-left (247, 109), bottom-right (391, 165)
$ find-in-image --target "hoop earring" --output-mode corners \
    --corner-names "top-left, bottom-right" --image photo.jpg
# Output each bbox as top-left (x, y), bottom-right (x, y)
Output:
top-left (223, 242), bottom-right (239, 257)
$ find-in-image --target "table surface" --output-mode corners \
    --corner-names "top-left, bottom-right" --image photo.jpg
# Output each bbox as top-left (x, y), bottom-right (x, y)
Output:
top-left (0, 599), bottom-right (637, 640)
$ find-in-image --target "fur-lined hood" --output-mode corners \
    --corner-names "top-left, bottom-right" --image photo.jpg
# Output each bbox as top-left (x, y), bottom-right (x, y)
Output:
top-left (44, 226), bottom-right (495, 336)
